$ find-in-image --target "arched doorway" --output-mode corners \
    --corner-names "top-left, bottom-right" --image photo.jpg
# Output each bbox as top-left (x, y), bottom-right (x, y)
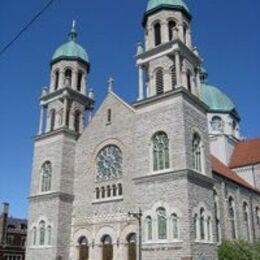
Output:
top-left (127, 233), bottom-right (137, 260)
top-left (102, 235), bottom-right (113, 260)
top-left (78, 236), bottom-right (89, 260)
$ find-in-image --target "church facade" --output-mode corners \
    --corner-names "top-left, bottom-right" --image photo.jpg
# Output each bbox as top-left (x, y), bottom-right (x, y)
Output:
top-left (26, 1), bottom-right (260, 260)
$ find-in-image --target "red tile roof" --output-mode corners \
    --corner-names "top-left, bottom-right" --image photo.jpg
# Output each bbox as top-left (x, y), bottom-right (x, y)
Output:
top-left (211, 155), bottom-right (258, 192)
top-left (229, 138), bottom-right (260, 168)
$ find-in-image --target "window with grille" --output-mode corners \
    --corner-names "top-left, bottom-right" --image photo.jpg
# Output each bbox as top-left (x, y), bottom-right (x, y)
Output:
top-left (156, 69), bottom-right (164, 95)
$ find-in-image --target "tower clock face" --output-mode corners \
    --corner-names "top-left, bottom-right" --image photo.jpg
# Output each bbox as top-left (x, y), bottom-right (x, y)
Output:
top-left (96, 145), bottom-right (122, 181)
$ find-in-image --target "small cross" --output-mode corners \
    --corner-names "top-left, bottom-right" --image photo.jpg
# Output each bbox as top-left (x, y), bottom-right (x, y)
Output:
top-left (72, 19), bottom-right (76, 29)
top-left (108, 77), bottom-right (114, 92)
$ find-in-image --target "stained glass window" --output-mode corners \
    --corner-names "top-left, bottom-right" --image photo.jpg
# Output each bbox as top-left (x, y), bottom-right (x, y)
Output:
top-left (41, 161), bottom-right (52, 192)
top-left (157, 207), bottom-right (167, 239)
top-left (152, 132), bottom-right (170, 171)
top-left (172, 214), bottom-right (179, 239)
top-left (192, 133), bottom-right (202, 172)
top-left (39, 221), bottom-right (45, 245)
top-left (96, 145), bottom-right (122, 181)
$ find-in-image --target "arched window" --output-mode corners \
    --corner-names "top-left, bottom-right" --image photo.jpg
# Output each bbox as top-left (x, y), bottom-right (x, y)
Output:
top-left (65, 69), bottom-right (72, 87)
top-left (187, 72), bottom-right (192, 92)
top-left (74, 110), bottom-right (81, 134)
top-left (101, 187), bottom-right (105, 198)
top-left (157, 207), bottom-right (167, 240)
top-left (32, 227), bottom-right (37, 245)
top-left (78, 236), bottom-right (89, 260)
top-left (256, 207), bottom-right (260, 225)
top-left (194, 214), bottom-right (198, 240)
top-left (39, 221), bottom-right (45, 245)
top-left (243, 202), bottom-right (250, 241)
top-left (168, 20), bottom-right (176, 41)
top-left (145, 216), bottom-right (152, 241)
top-left (118, 183), bottom-right (123, 196)
top-left (50, 109), bottom-right (56, 131)
top-left (207, 217), bottom-right (212, 241)
top-left (41, 161), bottom-right (52, 192)
top-left (96, 187), bottom-right (100, 199)
top-left (155, 69), bottom-right (164, 95)
top-left (228, 197), bottom-right (237, 239)
top-left (214, 190), bottom-right (221, 242)
top-left (200, 208), bottom-right (205, 240)
top-left (192, 133), bottom-right (202, 172)
top-left (154, 23), bottom-right (161, 46)
top-left (54, 70), bottom-right (59, 90)
top-left (171, 64), bottom-right (177, 89)
top-left (172, 213), bottom-right (179, 239)
top-left (47, 226), bottom-right (51, 245)
top-left (211, 116), bottom-right (222, 132)
top-left (112, 184), bottom-right (117, 196)
top-left (152, 132), bottom-right (170, 172)
top-left (77, 72), bottom-right (83, 91)
top-left (107, 186), bottom-right (111, 197)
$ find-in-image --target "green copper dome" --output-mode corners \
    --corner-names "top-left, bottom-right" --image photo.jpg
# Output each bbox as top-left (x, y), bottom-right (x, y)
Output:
top-left (51, 23), bottom-right (90, 67)
top-left (143, 0), bottom-right (191, 25)
top-left (146, 0), bottom-right (190, 13)
top-left (200, 83), bottom-right (235, 112)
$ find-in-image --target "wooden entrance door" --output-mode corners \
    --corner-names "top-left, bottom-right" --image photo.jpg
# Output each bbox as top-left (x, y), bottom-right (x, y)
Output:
top-left (102, 244), bottom-right (113, 260)
top-left (79, 245), bottom-right (89, 260)
top-left (128, 243), bottom-right (136, 260)
top-left (127, 233), bottom-right (137, 260)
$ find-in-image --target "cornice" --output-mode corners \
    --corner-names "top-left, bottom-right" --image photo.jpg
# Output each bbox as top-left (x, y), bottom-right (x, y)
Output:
top-left (28, 192), bottom-right (74, 203)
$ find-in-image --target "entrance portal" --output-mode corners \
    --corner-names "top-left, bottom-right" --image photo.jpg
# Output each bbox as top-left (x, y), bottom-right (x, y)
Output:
top-left (78, 236), bottom-right (89, 260)
top-left (127, 233), bottom-right (137, 260)
top-left (102, 235), bottom-right (113, 260)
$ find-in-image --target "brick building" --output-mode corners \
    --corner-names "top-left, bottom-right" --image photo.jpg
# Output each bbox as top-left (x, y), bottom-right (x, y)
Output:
top-left (0, 203), bottom-right (27, 260)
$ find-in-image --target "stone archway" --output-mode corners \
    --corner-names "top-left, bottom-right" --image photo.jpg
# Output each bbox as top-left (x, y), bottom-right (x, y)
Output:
top-left (101, 235), bottom-right (113, 260)
top-left (78, 236), bottom-right (89, 260)
top-left (127, 233), bottom-right (137, 260)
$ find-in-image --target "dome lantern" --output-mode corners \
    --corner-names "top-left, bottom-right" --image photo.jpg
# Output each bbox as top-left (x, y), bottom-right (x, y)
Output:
top-left (51, 21), bottom-right (90, 72)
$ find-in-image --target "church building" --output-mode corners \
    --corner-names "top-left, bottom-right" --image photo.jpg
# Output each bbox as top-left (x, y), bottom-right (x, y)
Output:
top-left (26, 0), bottom-right (260, 260)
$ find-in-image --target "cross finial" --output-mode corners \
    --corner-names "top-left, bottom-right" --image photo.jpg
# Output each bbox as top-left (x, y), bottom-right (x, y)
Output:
top-left (72, 19), bottom-right (76, 29)
top-left (108, 77), bottom-right (114, 92)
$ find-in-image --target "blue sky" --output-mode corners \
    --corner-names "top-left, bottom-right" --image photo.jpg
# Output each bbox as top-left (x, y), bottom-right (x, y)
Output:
top-left (0, 0), bottom-right (259, 218)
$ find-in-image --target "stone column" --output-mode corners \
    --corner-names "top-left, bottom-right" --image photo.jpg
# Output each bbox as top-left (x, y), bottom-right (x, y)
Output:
top-left (161, 22), bottom-right (168, 43)
top-left (63, 97), bottom-right (68, 128)
top-left (181, 61), bottom-right (187, 89)
top-left (195, 69), bottom-right (201, 97)
top-left (175, 51), bottom-right (181, 87)
top-left (82, 74), bottom-right (87, 95)
top-left (138, 66), bottom-right (144, 101)
top-left (59, 71), bottom-right (65, 89)
top-left (72, 70), bottom-right (77, 90)
top-left (38, 105), bottom-right (44, 135)
top-left (186, 29), bottom-right (192, 48)
top-left (178, 23), bottom-right (184, 42)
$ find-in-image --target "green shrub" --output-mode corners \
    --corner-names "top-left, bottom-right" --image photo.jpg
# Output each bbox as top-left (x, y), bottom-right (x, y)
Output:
top-left (218, 240), bottom-right (260, 260)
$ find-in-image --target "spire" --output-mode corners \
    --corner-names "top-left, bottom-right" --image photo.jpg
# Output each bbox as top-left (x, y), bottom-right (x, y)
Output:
top-left (68, 20), bottom-right (78, 42)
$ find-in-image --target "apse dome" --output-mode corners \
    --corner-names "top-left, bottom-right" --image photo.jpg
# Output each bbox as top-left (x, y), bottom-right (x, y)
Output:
top-left (200, 83), bottom-right (237, 113)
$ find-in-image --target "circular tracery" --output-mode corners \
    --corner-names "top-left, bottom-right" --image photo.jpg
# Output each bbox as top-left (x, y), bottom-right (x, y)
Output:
top-left (96, 145), bottom-right (122, 181)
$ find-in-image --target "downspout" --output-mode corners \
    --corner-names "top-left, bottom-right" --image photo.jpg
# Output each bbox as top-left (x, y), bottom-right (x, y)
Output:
top-left (252, 165), bottom-right (257, 188)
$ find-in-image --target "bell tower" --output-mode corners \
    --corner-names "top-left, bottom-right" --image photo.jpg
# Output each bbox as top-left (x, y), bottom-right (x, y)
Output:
top-left (39, 21), bottom-right (94, 135)
top-left (136, 0), bottom-right (202, 100)
top-left (26, 22), bottom-right (94, 260)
